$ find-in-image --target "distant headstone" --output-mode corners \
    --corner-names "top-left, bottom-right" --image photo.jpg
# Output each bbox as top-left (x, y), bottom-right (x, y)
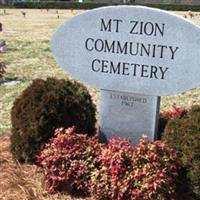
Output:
top-left (51, 6), bottom-right (200, 144)
top-left (0, 41), bottom-right (6, 47)
top-left (0, 62), bottom-right (6, 79)
top-left (0, 41), bottom-right (7, 53)
top-left (21, 11), bottom-right (26, 18)
top-left (188, 10), bottom-right (193, 18)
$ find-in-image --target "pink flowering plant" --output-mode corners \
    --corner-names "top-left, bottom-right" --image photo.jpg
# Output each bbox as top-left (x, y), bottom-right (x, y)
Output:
top-left (160, 103), bottom-right (185, 119)
top-left (90, 137), bottom-right (134, 200)
top-left (37, 127), bottom-right (178, 199)
top-left (90, 138), bottom-right (178, 200)
top-left (36, 127), bottom-right (102, 194)
top-left (158, 104), bottom-right (186, 138)
top-left (130, 140), bottom-right (178, 200)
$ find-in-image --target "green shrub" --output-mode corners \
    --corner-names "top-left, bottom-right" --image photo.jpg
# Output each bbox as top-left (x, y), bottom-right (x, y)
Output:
top-left (158, 104), bottom-right (186, 140)
top-left (10, 77), bottom-right (96, 163)
top-left (139, 3), bottom-right (200, 11)
top-left (13, 2), bottom-right (110, 9)
top-left (37, 131), bottom-right (178, 199)
top-left (12, 1), bottom-right (200, 11)
top-left (36, 127), bottom-right (102, 195)
top-left (162, 105), bottom-right (200, 198)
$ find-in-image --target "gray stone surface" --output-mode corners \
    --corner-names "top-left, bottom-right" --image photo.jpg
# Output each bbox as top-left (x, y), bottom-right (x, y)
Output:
top-left (100, 90), bottom-right (160, 145)
top-left (51, 6), bottom-right (200, 96)
top-left (51, 6), bottom-right (200, 144)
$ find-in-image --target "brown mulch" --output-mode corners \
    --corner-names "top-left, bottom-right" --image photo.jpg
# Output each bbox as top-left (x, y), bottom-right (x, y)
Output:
top-left (0, 135), bottom-right (87, 200)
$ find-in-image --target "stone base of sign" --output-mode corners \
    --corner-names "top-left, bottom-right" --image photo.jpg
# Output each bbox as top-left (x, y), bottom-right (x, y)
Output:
top-left (99, 90), bottom-right (160, 145)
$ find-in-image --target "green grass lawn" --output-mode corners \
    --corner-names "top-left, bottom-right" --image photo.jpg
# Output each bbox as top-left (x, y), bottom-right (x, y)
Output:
top-left (1, 9), bottom-right (200, 135)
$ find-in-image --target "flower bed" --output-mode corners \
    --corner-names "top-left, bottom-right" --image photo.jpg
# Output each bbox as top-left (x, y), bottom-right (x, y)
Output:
top-left (37, 127), bottom-right (178, 200)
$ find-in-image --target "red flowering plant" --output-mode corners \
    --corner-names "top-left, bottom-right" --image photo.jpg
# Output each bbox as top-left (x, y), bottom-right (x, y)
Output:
top-left (36, 127), bottom-right (102, 195)
top-left (160, 103), bottom-right (186, 119)
top-left (90, 138), bottom-right (178, 200)
top-left (90, 137), bottom-right (134, 200)
top-left (158, 103), bottom-right (186, 139)
top-left (130, 140), bottom-right (178, 200)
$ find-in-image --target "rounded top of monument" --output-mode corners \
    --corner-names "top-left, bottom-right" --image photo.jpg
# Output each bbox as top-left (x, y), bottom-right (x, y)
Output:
top-left (51, 5), bottom-right (200, 96)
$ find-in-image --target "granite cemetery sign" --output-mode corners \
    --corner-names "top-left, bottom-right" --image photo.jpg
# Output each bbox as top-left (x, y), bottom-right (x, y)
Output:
top-left (51, 6), bottom-right (200, 144)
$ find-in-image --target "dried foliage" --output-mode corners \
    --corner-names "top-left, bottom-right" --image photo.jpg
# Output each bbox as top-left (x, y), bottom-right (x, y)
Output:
top-left (0, 135), bottom-right (86, 200)
top-left (10, 78), bottom-right (96, 163)
top-left (36, 128), bottom-right (178, 200)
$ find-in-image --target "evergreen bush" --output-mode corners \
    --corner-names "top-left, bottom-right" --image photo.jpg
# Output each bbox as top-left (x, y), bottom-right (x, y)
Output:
top-left (13, 2), bottom-right (200, 12)
top-left (163, 105), bottom-right (200, 198)
top-left (158, 104), bottom-right (186, 139)
top-left (10, 78), bottom-right (96, 163)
